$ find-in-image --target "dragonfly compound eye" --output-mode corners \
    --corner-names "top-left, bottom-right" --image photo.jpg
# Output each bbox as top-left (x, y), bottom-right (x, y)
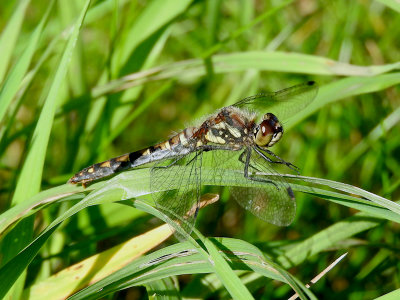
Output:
top-left (255, 113), bottom-right (283, 147)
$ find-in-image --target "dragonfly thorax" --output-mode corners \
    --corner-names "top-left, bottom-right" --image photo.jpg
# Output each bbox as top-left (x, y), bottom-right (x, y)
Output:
top-left (254, 113), bottom-right (283, 147)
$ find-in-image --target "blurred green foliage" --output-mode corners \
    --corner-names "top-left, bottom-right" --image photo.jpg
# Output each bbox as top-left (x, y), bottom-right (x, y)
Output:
top-left (0, 0), bottom-right (399, 299)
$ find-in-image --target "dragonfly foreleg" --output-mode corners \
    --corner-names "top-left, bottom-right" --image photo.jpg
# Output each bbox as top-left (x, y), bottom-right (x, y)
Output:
top-left (255, 146), bottom-right (299, 174)
top-left (244, 148), bottom-right (279, 190)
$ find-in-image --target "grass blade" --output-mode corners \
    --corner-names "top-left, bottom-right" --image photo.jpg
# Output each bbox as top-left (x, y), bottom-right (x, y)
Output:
top-left (0, 0), bottom-right (54, 123)
top-left (23, 224), bottom-right (173, 299)
top-left (0, 1), bottom-right (92, 298)
top-left (376, 0), bottom-right (400, 13)
top-left (12, 0), bottom-right (91, 204)
top-left (0, 0), bottom-right (30, 83)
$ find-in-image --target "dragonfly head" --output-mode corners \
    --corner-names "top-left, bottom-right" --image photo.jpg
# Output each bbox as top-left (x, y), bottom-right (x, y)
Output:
top-left (254, 113), bottom-right (283, 147)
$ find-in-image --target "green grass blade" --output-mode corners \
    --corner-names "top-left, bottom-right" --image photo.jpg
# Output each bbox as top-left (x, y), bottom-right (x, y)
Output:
top-left (218, 213), bottom-right (383, 295)
top-left (285, 73), bottom-right (400, 129)
top-left (278, 213), bottom-right (383, 268)
top-left (0, 0), bottom-right (30, 83)
top-left (0, 184), bottom-right (83, 235)
top-left (3, 163), bottom-right (396, 236)
top-left (202, 237), bottom-right (255, 299)
top-left (201, 1), bottom-right (293, 58)
top-left (0, 170), bottom-right (309, 299)
top-left (212, 51), bottom-right (400, 76)
top-left (376, 0), bottom-right (400, 13)
top-left (112, 0), bottom-right (193, 74)
top-left (144, 278), bottom-right (180, 300)
top-left (11, 0), bottom-right (91, 205)
top-left (330, 105), bottom-right (400, 175)
top-left (374, 289), bottom-right (400, 300)
top-left (2, 166), bottom-right (395, 238)
top-left (0, 0), bottom-right (54, 123)
top-left (1, 167), bottom-right (390, 298)
top-left (23, 223), bottom-right (174, 299)
top-left (65, 237), bottom-right (285, 299)
top-left (0, 1), bottom-right (91, 298)
top-left (290, 175), bottom-right (400, 216)
top-left (92, 55), bottom-right (400, 97)
top-left (85, 0), bottom-right (130, 24)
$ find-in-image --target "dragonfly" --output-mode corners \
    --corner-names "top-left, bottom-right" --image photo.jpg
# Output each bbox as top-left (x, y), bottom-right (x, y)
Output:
top-left (69, 81), bottom-right (318, 235)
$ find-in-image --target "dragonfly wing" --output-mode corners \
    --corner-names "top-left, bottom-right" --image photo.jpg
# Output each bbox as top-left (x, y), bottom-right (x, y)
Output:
top-left (230, 186), bottom-right (295, 226)
top-left (150, 149), bottom-right (201, 239)
top-left (234, 147), bottom-right (296, 226)
top-left (233, 81), bottom-right (318, 121)
top-left (205, 148), bottom-right (296, 226)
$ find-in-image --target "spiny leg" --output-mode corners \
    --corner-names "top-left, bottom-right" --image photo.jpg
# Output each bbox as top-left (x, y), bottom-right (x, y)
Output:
top-left (243, 148), bottom-right (279, 190)
top-left (255, 146), bottom-right (299, 174)
top-left (239, 149), bottom-right (262, 172)
top-left (263, 148), bottom-right (299, 169)
top-left (185, 150), bottom-right (203, 166)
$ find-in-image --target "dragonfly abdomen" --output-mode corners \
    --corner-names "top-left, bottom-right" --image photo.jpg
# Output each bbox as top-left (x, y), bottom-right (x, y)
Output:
top-left (69, 127), bottom-right (197, 186)
top-left (68, 152), bottom-right (135, 186)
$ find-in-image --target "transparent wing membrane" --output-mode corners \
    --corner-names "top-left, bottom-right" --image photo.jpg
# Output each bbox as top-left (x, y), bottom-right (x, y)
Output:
top-left (230, 186), bottom-right (295, 226)
top-left (150, 145), bottom-right (296, 239)
top-left (230, 148), bottom-right (296, 226)
top-left (233, 81), bottom-right (318, 122)
top-left (150, 149), bottom-right (202, 239)
top-left (202, 148), bottom-right (296, 226)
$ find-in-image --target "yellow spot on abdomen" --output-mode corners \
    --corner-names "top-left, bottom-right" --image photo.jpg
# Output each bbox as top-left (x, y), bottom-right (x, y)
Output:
top-left (116, 154), bottom-right (129, 162)
top-left (100, 161), bottom-right (111, 168)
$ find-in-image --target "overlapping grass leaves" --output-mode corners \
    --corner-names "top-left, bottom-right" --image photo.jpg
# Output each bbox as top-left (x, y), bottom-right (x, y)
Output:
top-left (0, 163), bottom-right (398, 298)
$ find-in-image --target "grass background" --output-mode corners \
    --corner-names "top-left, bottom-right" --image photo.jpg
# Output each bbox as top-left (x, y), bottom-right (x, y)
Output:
top-left (0, 0), bottom-right (399, 299)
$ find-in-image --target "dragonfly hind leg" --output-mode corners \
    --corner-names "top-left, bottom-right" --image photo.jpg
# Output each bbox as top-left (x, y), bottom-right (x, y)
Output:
top-left (238, 150), bottom-right (262, 172)
top-left (255, 146), bottom-right (300, 174)
top-left (243, 148), bottom-right (280, 190)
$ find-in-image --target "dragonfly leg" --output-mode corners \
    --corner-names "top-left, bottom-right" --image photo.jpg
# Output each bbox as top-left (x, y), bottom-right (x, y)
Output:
top-left (239, 150), bottom-right (262, 172)
top-left (255, 146), bottom-right (299, 174)
top-left (184, 150), bottom-right (203, 166)
top-left (243, 148), bottom-right (279, 190)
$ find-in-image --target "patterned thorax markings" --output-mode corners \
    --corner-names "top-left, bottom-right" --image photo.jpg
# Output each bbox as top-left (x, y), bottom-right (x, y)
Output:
top-left (194, 106), bottom-right (256, 147)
